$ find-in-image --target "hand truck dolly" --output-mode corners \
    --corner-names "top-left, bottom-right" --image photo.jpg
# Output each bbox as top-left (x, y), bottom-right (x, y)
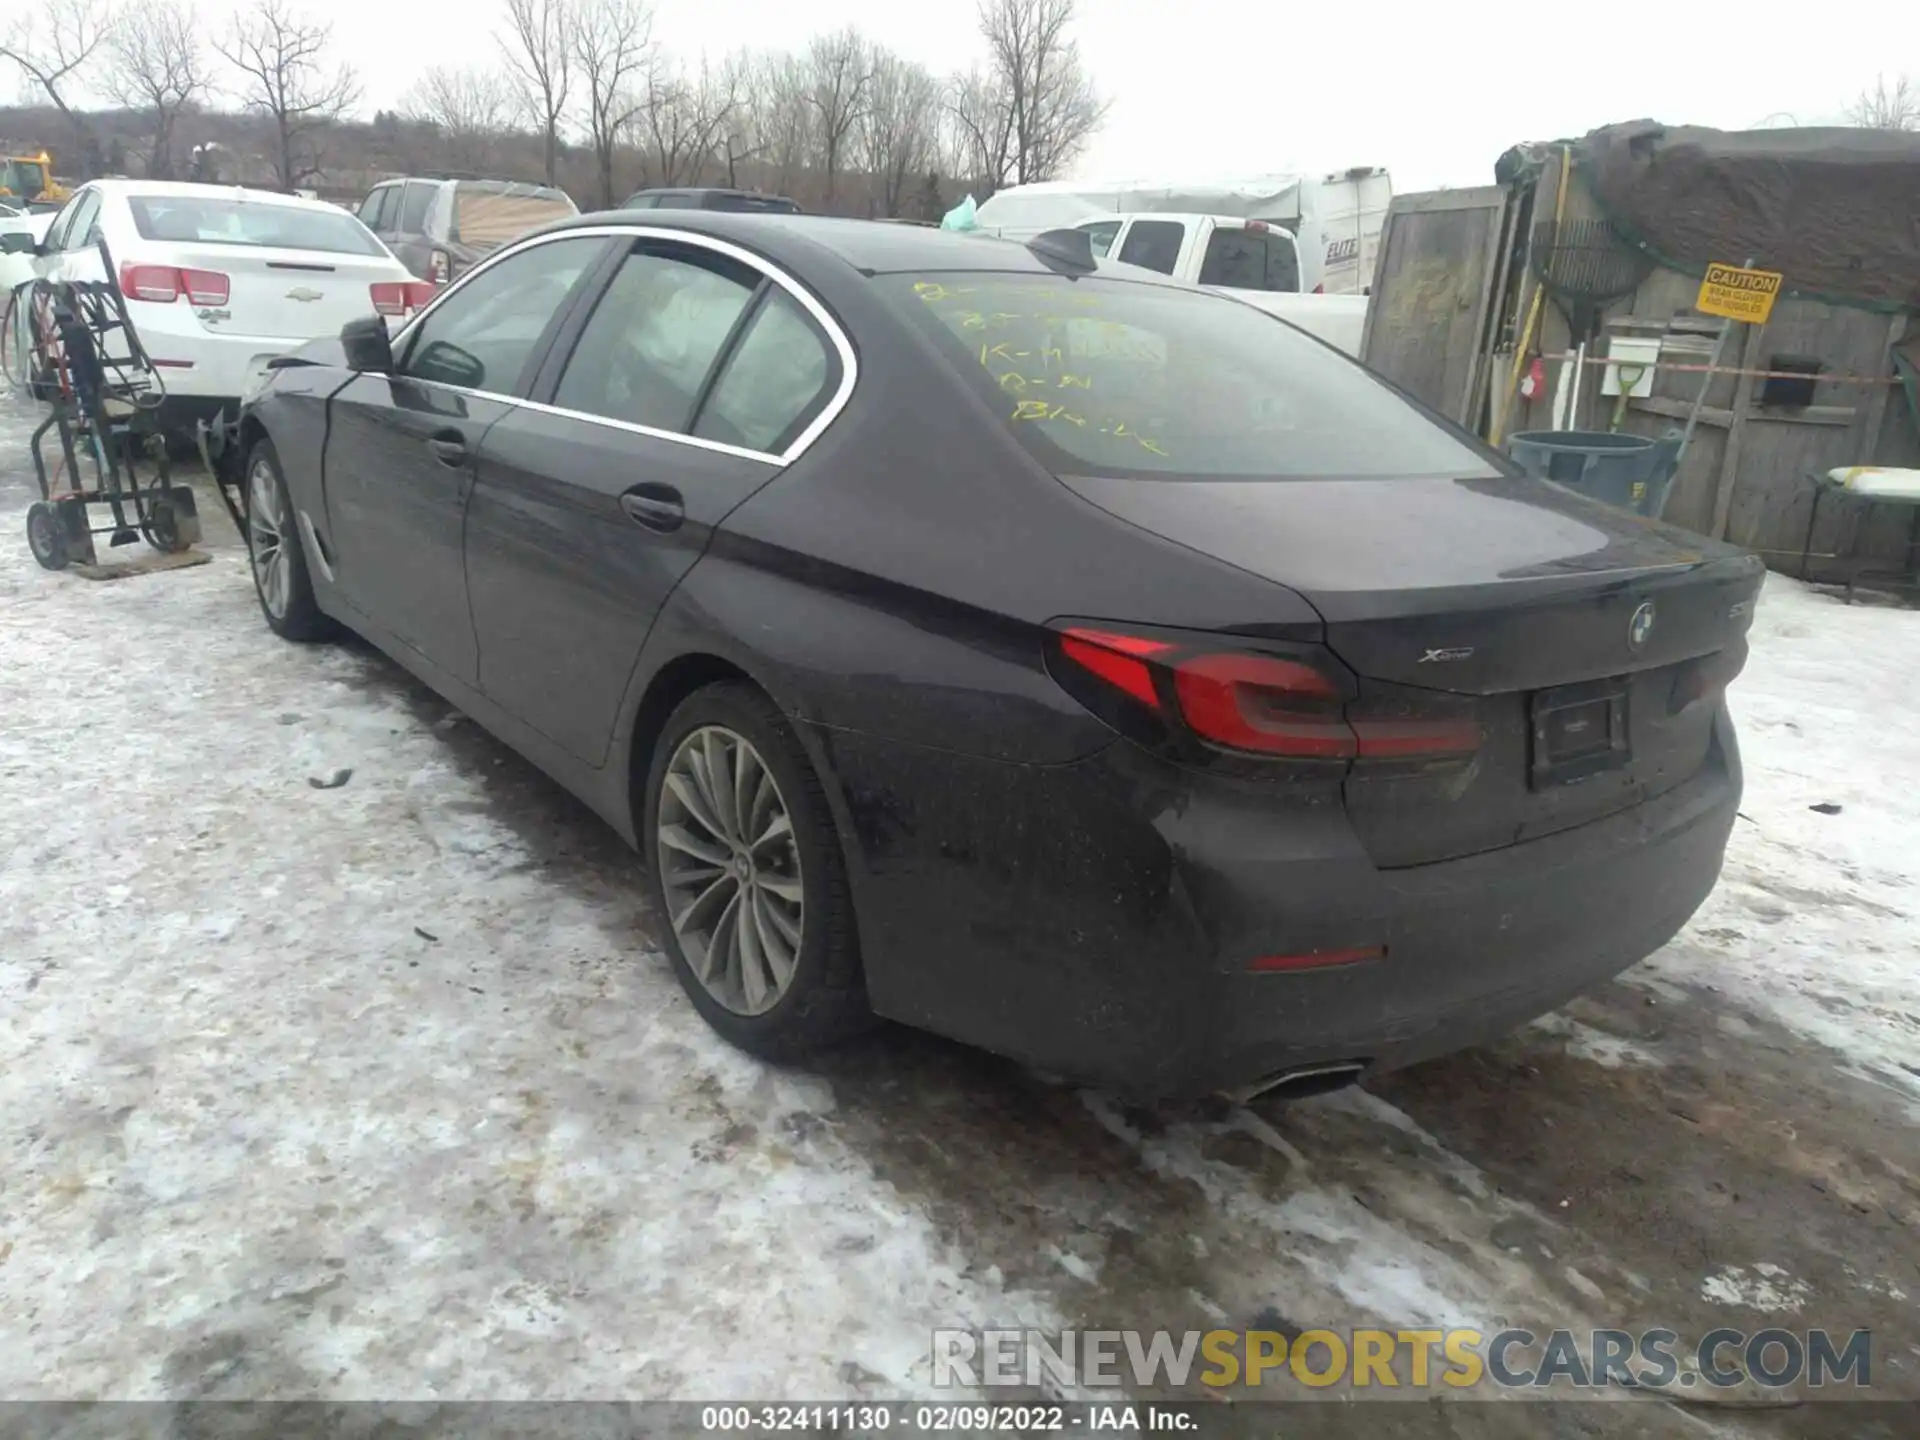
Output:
top-left (16, 236), bottom-right (201, 571)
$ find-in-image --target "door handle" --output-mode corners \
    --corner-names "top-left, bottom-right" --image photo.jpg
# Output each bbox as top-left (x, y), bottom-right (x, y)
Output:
top-left (620, 487), bottom-right (684, 533)
top-left (426, 431), bottom-right (467, 466)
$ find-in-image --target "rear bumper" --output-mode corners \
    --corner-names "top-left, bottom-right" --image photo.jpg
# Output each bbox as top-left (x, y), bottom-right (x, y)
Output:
top-left (805, 708), bottom-right (1739, 1100)
top-left (130, 317), bottom-right (400, 412)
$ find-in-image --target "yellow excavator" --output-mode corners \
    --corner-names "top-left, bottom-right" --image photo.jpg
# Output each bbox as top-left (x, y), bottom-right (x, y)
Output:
top-left (0, 152), bottom-right (71, 206)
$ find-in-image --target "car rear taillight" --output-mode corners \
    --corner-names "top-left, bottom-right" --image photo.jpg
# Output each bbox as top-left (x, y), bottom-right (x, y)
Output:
top-left (369, 280), bottom-right (437, 316)
top-left (1049, 624), bottom-right (1482, 767)
top-left (428, 249), bottom-right (451, 285)
top-left (119, 262), bottom-right (230, 306)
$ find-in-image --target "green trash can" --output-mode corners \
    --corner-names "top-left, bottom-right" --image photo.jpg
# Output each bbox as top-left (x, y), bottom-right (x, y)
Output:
top-left (1506, 430), bottom-right (1682, 518)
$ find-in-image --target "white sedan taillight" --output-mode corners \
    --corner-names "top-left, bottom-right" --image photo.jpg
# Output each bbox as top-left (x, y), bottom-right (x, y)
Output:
top-left (369, 280), bottom-right (438, 317)
top-left (119, 262), bottom-right (230, 306)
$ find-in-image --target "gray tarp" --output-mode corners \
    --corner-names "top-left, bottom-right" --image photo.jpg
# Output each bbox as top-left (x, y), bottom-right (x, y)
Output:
top-left (1559, 120), bottom-right (1920, 312)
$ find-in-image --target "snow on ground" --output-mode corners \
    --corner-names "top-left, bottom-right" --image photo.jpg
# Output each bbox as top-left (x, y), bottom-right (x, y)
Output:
top-left (1642, 576), bottom-right (1920, 1102)
top-left (1, 391), bottom-right (1917, 1422)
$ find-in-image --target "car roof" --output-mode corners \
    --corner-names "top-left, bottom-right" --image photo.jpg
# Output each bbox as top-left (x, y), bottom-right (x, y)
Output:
top-left (78, 178), bottom-right (348, 216)
top-left (530, 209), bottom-right (1181, 284)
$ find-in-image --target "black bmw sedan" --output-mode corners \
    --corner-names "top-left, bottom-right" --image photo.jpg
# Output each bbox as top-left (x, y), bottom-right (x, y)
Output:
top-left (234, 210), bottom-right (1764, 1101)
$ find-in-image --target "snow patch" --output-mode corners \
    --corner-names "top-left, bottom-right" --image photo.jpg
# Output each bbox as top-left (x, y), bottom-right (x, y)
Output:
top-left (1699, 1263), bottom-right (1811, 1313)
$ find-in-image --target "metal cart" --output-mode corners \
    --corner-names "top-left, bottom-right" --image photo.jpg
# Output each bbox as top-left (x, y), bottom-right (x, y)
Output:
top-left (18, 237), bottom-right (201, 571)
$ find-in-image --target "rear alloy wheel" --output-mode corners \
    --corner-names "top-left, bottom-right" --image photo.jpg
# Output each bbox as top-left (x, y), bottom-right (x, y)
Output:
top-left (645, 681), bottom-right (871, 1057)
top-left (244, 438), bottom-right (335, 642)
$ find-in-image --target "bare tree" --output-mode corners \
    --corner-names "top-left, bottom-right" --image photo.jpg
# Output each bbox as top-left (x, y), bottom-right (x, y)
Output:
top-left (945, 66), bottom-right (1016, 193)
top-left (406, 66), bottom-right (516, 170)
top-left (805, 27), bottom-right (873, 209)
top-left (861, 50), bottom-right (939, 217)
top-left (975, 0), bottom-right (1106, 185)
top-left (499, 0), bottom-right (573, 185)
top-left (1845, 74), bottom-right (1919, 131)
top-left (0, 0), bottom-right (117, 179)
top-left (216, 0), bottom-right (361, 190)
top-left (636, 54), bottom-right (739, 189)
top-left (756, 51), bottom-right (814, 201)
top-left (106, 2), bottom-right (207, 180)
top-left (572, 0), bottom-right (653, 207)
top-left (712, 49), bottom-right (764, 188)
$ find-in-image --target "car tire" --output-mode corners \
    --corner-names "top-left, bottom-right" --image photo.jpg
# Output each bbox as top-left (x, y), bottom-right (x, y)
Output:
top-left (644, 680), bottom-right (874, 1060)
top-left (26, 500), bottom-right (68, 571)
top-left (243, 437), bottom-right (336, 643)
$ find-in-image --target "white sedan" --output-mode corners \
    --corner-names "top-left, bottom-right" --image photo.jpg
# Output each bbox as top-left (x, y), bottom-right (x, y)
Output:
top-left (9, 179), bottom-right (432, 435)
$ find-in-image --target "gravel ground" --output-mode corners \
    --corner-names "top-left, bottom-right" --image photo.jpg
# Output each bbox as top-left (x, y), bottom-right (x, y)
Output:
top-left (1, 394), bottom-right (1915, 1436)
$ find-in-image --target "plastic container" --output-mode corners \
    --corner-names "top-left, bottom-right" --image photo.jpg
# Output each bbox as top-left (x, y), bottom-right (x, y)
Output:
top-left (1505, 430), bottom-right (1682, 518)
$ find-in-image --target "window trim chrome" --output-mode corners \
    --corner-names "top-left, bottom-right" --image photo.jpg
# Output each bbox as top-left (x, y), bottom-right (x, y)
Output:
top-left (390, 222), bottom-right (857, 468)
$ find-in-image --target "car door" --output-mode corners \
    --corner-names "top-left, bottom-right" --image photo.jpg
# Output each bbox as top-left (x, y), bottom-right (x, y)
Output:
top-left (33, 187), bottom-right (101, 286)
top-left (321, 233), bottom-right (611, 683)
top-left (465, 236), bottom-right (846, 765)
top-left (390, 180), bottom-right (437, 278)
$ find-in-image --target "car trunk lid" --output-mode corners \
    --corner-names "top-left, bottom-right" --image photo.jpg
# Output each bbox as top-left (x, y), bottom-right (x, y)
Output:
top-left (1058, 471), bottom-right (1765, 866)
top-left (161, 245), bottom-right (406, 340)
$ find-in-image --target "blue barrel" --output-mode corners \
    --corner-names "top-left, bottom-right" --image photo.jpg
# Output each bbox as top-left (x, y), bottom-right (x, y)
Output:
top-left (1506, 430), bottom-right (1682, 517)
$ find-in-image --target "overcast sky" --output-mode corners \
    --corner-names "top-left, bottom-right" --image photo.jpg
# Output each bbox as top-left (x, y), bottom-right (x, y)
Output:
top-left (25, 0), bottom-right (1900, 193)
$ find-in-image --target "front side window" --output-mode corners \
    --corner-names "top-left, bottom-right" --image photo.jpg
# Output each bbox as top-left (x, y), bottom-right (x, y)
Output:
top-left (886, 272), bottom-right (1500, 481)
top-left (400, 236), bottom-right (604, 393)
top-left (358, 187), bottom-right (393, 229)
top-left (1116, 220), bottom-right (1184, 275)
top-left (551, 248), bottom-right (757, 432)
top-left (693, 290), bottom-right (836, 453)
top-left (1078, 220), bottom-right (1121, 258)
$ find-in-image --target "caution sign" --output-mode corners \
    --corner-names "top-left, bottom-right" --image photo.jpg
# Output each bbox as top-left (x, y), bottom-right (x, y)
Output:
top-left (1695, 262), bottom-right (1783, 324)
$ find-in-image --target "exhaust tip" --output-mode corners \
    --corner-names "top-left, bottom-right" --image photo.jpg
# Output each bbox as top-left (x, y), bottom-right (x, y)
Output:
top-left (1225, 1060), bottom-right (1368, 1106)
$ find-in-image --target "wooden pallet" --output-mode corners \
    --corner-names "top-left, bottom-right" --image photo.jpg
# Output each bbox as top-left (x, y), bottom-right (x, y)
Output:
top-left (68, 548), bottom-right (214, 582)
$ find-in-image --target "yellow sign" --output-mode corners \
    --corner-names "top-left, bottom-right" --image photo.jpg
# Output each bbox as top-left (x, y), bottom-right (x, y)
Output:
top-left (1696, 262), bottom-right (1783, 323)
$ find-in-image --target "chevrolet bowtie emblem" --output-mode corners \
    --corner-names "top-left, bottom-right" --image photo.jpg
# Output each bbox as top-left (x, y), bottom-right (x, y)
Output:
top-left (286, 286), bottom-right (324, 302)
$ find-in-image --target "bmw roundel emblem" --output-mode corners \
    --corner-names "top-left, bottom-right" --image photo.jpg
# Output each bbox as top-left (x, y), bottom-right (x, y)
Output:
top-left (1628, 601), bottom-right (1656, 650)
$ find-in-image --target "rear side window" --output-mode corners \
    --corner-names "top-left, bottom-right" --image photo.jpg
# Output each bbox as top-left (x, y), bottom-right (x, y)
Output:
top-left (885, 272), bottom-right (1499, 481)
top-left (694, 290), bottom-right (836, 453)
top-left (1198, 229), bottom-right (1300, 293)
top-left (399, 181), bottom-right (436, 232)
top-left (551, 248), bottom-right (757, 432)
top-left (127, 196), bottom-right (385, 255)
top-left (1116, 220), bottom-right (1183, 275)
top-left (58, 191), bottom-right (103, 251)
top-left (400, 236), bottom-right (603, 393)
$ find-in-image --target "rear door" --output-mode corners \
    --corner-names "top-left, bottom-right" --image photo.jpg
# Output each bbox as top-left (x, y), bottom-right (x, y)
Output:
top-left (322, 233), bottom-right (612, 682)
top-left (466, 236), bottom-right (845, 764)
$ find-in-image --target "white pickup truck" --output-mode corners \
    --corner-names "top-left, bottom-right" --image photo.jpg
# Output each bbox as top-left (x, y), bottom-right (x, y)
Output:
top-left (1073, 213), bottom-right (1368, 357)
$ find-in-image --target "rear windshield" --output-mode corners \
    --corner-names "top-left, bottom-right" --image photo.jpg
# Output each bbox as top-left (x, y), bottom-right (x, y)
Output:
top-left (451, 185), bottom-right (576, 248)
top-left (127, 196), bottom-right (385, 255)
top-left (885, 272), bottom-right (1499, 480)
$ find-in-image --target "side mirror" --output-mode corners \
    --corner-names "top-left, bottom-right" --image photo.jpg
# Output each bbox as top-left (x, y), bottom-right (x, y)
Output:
top-left (410, 338), bottom-right (484, 390)
top-left (0, 231), bottom-right (38, 255)
top-left (340, 314), bottom-right (393, 373)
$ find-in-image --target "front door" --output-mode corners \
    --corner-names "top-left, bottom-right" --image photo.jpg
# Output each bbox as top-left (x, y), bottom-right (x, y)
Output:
top-left (466, 237), bottom-right (845, 765)
top-left (320, 234), bottom-right (610, 682)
